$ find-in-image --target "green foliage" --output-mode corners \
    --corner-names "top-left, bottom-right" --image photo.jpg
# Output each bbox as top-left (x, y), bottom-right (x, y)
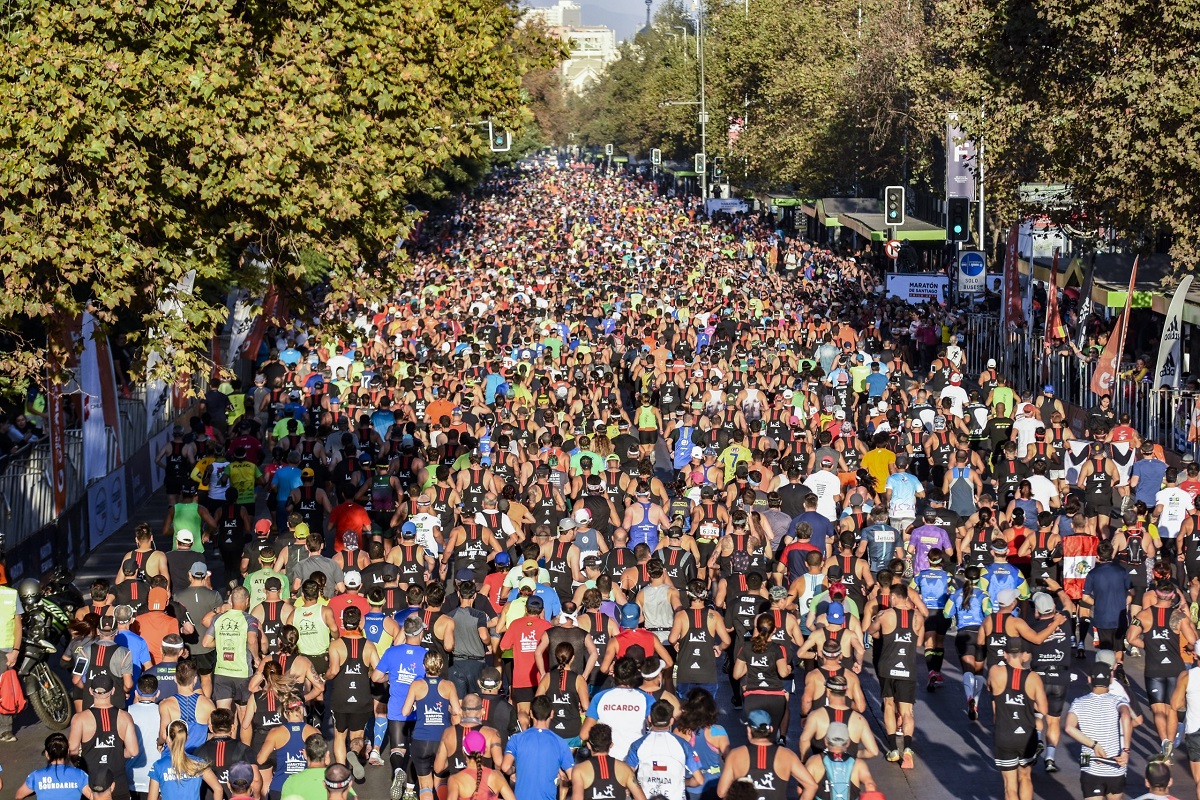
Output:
top-left (0, 0), bottom-right (559, 386)
top-left (932, 0), bottom-right (1200, 268)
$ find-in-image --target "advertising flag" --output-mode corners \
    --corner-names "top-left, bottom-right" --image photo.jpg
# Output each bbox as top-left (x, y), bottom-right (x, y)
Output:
top-left (1153, 274), bottom-right (1194, 391)
top-left (1089, 256), bottom-right (1139, 397)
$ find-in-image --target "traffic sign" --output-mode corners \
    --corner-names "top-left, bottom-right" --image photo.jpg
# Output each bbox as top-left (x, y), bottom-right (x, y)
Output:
top-left (958, 250), bottom-right (986, 293)
top-left (885, 239), bottom-right (901, 259)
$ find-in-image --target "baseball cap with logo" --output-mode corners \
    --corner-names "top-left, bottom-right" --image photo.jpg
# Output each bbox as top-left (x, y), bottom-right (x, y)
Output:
top-left (189, 561), bottom-right (209, 579)
top-left (147, 587), bottom-right (169, 612)
top-left (827, 602), bottom-right (846, 625)
top-left (620, 603), bottom-right (641, 629)
top-left (826, 722), bottom-right (851, 747)
top-left (175, 529), bottom-right (194, 546)
top-left (344, 570), bottom-right (362, 588)
top-left (746, 709), bottom-right (773, 731)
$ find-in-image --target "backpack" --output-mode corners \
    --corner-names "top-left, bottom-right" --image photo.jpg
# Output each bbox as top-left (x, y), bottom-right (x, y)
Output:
top-left (0, 668), bottom-right (26, 716)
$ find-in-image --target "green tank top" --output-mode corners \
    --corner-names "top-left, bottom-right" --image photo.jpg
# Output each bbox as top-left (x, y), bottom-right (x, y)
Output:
top-left (213, 610), bottom-right (250, 678)
top-left (991, 386), bottom-right (1014, 414)
top-left (637, 405), bottom-right (657, 430)
top-left (294, 602), bottom-right (331, 657)
top-left (172, 504), bottom-right (205, 552)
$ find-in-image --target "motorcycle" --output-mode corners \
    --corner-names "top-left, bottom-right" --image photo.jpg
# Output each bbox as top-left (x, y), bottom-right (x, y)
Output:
top-left (15, 568), bottom-right (82, 730)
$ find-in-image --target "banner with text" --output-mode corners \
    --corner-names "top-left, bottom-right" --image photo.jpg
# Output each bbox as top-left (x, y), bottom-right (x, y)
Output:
top-left (885, 274), bottom-right (949, 305)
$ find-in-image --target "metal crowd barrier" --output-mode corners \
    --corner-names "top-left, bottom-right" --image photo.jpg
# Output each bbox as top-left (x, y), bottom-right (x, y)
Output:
top-left (966, 315), bottom-right (1198, 458)
top-left (0, 384), bottom-right (183, 547)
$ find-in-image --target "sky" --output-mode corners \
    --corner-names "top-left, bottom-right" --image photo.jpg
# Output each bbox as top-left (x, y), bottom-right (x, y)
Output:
top-left (527, 0), bottom-right (652, 41)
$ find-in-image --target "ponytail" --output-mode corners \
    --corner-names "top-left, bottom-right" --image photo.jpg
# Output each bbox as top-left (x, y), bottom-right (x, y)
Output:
top-left (167, 720), bottom-right (208, 778)
top-left (750, 613), bottom-right (775, 654)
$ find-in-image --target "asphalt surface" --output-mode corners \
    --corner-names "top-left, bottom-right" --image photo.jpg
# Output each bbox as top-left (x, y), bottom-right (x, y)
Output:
top-left (0, 486), bottom-right (1193, 800)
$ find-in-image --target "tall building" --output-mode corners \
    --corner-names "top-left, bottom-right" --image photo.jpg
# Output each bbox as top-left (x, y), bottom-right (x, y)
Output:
top-left (523, 2), bottom-right (618, 94)
top-left (524, 0), bottom-right (582, 28)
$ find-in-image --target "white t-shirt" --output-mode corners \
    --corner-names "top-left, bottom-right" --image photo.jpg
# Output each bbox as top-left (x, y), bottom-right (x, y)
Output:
top-left (939, 385), bottom-right (969, 418)
top-left (804, 471), bottom-right (842, 521)
top-left (1026, 474), bottom-right (1058, 512)
top-left (626, 730), bottom-right (695, 800)
top-left (1013, 417), bottom-right (1043, 453)
top-left (586, 687), bottom-right (653, 759)
top-left (408, 512), bottom-right (442, 555)
top-left (1156, 487), bottom-right (1192, 538)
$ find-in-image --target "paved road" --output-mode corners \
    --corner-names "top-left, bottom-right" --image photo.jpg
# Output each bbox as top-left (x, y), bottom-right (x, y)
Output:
top-left (0, 492), bottom-right (1193, 800)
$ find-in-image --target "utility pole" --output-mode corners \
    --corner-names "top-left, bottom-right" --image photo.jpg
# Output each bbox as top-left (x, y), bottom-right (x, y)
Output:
top-left (698, 5), bottom-right (707, 202)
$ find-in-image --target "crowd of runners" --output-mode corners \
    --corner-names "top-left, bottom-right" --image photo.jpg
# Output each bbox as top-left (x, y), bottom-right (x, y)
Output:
top-left (4, 162), bottom-right (1196, 800)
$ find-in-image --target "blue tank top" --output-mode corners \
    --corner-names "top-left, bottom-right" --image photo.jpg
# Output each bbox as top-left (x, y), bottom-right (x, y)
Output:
top-left (364, 611), bottom-right (387, 644)
top-left (412, 678), bottom-right (450, 741)
top-left (686, 725), bottom-right (726, 798)
top-left (174, 693), bottom-right (209, 753)
top-left (1014, 498), bottom-right (1039, 526)
top-left (673, 427), bottom-right (696, 470)
top-left (270, 722), bottom-right (308, 791)
top-left (630, 502), bottom-right (659, 550)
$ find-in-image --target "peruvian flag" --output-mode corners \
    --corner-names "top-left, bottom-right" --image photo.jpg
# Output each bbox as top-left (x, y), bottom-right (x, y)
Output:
top-left (1062, 535), bottom-right (1098, 600)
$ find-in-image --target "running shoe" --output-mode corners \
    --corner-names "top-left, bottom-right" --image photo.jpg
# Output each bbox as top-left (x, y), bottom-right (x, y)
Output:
top-left (926, 674), bottom-right (938, 692)
top-left (967, 698), bottom-right (978, 721)
top-left (1162, 739), bottom-right (1174, 760)
top-left (934, 671), bottom-right (946, 686)
top-left (901, 749), bottom-right (915, 769)
top-left (368, 749), bottom-right (384, 767)
top-left (348, 750), bottom-right (366, 782)
top-left (390, 771), bottom-right (406, 800)
top-left (886, 749), bottom-right (901, 763)
top-left (1128, 646), bottom-right (1141, 658)
top-left (0, 732), bottom-right (14, 743)
top-left (1045, 759), bottom-right (1058, 773)
top-left (1035, 740), bottom-right (1045, 760)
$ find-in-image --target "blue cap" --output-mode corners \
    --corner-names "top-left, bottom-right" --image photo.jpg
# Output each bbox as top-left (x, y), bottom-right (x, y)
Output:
top-left (746, 709), bottom-right (773, 729)
top-left (827, 602), bottom-right (845, 625)
top-left (620, 603), bottom-right (641, 629)
top-left (1044, 384), bottom-right (1055, 393)
top-left (494, 552), bottom-right (511, 567)
top-left (400, 521), bottom-right (418, 537)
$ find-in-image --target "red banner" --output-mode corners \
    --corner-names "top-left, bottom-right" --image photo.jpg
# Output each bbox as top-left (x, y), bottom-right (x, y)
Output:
top-left (241, 285), bottom-right (279, 363)
top-left (1001, 223), bottom-right (1021, 328)
top-left (1044, 249), bottom-right (1065, 342)
top-left (47, 379), bottom-right (67, 517)
top-left (1089, 255), bottom-right (1139, 397)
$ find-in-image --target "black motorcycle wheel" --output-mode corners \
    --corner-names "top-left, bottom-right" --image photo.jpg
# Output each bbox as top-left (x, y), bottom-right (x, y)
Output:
top-left (25, 664), bottom-right (70, 731)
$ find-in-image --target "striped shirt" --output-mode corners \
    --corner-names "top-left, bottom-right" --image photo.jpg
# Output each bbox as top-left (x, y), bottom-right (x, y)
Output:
top-left (1068, 692), bottom-right (1126, 777)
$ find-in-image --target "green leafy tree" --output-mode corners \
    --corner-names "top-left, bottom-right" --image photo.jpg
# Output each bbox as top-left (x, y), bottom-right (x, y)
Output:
top-left (0, 0), bottom-right (559, 386)
top-left (932, 0), bottom-right (1200, 266)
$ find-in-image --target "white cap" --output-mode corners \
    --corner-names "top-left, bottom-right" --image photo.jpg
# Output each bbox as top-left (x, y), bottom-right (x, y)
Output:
top-left (573, 508), bottom-right (592, 524)
top-left (344, 570), bottom-right (362, 588)
top-left (782, 389), bottom-right (794, 398)
top-left (996, 588), bottom-right (1019, 607)
top-left (986, 358), bottom-right (997, 368)
top-left (175, 529), bottom-right (194, 545)
top-left (690, 445), bottom-right (704, 459)
top-left (834, 409), bottom-right (846, 420)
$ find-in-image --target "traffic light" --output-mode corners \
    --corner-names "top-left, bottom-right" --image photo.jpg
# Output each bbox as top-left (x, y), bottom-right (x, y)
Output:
top-left (947, 197), bottom-right (971, 242)
top-left (605, 143), bottom-right (614, 156)
top-left (884, 186), bottom-right (905, 226)
top-left (650, 148), bottom-right (662, 166)
top-left (695, 153), bottom-right (706, 174)
top-left (489, 128), bottom-right (511, 152)
top-left (712, 156), bottom-right (726, 181)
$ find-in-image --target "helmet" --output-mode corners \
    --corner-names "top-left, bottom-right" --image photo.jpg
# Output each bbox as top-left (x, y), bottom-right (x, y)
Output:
top-left (16, 578), bottom-right (40, 604)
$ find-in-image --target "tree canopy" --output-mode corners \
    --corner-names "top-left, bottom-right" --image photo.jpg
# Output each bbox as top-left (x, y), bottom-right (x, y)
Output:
top-left (566, 0), bottom-right (1200, 268)
top-left (0, 0), bottom-right (560, 386)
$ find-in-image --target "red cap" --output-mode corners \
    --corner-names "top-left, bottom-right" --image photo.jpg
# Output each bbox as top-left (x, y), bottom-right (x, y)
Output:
top-left (254, 519), bottom-right (272, 536)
